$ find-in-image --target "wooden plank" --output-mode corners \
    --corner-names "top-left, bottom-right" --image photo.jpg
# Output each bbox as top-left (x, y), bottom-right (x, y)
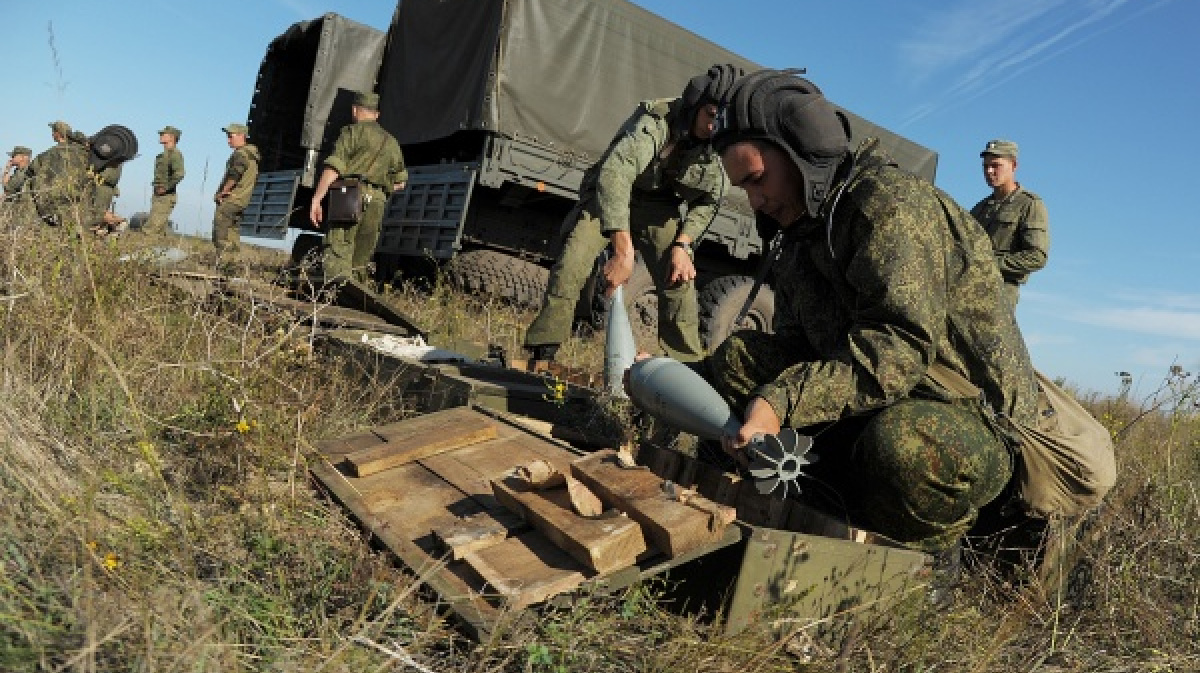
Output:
top-left (693, 462), bottom-right (743, 507)
top-left (312, 429), bottom-right (387, 459)
top-left (736, 488), bottom-right (792, 528)
top-left (492, 476), bottom-right (646, 575)
top-left (433, 512), bottom-right (517, 560)
top-left (463, 532), bottom-right (591, 609)
top-left (570, 450), bottom-right (732, 558)
top-left (346, 408), bottom-right (498, 477)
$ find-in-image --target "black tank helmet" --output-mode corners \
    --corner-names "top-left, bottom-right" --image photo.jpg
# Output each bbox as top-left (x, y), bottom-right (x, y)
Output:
top-left (712, 69), bottom-right (852, 220)
top-left (678, 63), bottom-right (743, 139)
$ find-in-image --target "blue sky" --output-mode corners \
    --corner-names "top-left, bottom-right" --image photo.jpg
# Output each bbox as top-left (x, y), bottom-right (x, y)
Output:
top-left (3, 0), bottom-right (1196, 398)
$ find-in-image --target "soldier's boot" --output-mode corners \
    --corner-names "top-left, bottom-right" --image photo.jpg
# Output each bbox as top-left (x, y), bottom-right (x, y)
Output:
top-left (526, 344), bottom-right (559, 364)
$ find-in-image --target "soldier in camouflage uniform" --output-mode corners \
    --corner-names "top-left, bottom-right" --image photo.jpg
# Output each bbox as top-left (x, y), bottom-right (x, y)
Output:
top-left (3, 146), bottom-right (36, 222)
top-left (212, 123), bottom-right (260, 256)
top-left (309, 91), bottom-right (407, 283)
top-left (147, 126), bottom-right (185, 234)
top-left (706, 70), bottom-right (1040, 554)
top-left (970, 139), bottom-right (1049, 308)
top-left (28, 121), bottom-right (96, 227)
top-left (524, 65), bottom-right (741, 363)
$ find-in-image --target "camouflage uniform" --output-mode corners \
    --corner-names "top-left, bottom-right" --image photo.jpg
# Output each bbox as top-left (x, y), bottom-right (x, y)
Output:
top-left (28, 140), bottom-right (96, 227)
top-left (147, 145), bottom-right (185, 234)
top-left (971, 185), bottom-right (1048, 308)
top-left (92, 163), bottom-right (122, 213)
top-left (525, 98), bottom-right (723, 361)
top-left (213, 141), bottom-right (260, 254)
top-left (3, 148), bottom-right (36, 223)
top-left (320, 119), bottom-right (406, 282)
top-left (708, 140), bottom-right (1039, 552)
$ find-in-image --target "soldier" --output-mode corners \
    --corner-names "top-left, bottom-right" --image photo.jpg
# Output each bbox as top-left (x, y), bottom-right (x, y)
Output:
top-left (146, 125), bottom-right (185, 234)
top-left (523, 64), bottom-right (741, 364)
top-left (970, 139), bottom-right (1049, 308)
top-left (703, 70), bottom-right (1039, 578)
top-left (309, 91), bottom-right (406, 284)
top-left (212, 123), bottom-right (260, 257)
top-left (28, 121), bottom-right (95, 227)
top-left (3, 146), bottom-right (36, 222)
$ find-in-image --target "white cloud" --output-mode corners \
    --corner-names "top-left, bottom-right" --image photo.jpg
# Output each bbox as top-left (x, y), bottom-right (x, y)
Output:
top-left (1068, 306), bottom-right (1200, 340)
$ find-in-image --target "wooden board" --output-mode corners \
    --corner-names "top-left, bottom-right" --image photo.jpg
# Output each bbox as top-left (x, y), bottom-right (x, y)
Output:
top-left (492, 476), bottom-right (647, 574)
top-left (433, 512), bottom-right (516, 560)
top-left (345, 407), bottom-right (498, 477)
top-left (463, 531), bottom-right (591, 610)
top-left (571, 450), bottom-right (732, 558)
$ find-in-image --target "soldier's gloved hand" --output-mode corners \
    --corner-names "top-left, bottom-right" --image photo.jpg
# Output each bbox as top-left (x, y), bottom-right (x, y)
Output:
top-left (666, 246), bottom-right (696, 287)
top-left (603, 249), bottom-right (635, 295)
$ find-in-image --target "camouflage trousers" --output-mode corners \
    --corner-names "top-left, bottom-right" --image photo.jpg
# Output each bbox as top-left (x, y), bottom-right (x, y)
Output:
top-left (322, 185), bottom-right (386, 283)
top-left (709, 330), bottom-right (1014, 552)
top-left (524, 197), bottom-right (705, 362)
top-left (145, 193), bottom-right (177, 234)
top-left (1002, 282), bottom-right (1021, 310)
top-left (212, 200), bottom-right (244, 254)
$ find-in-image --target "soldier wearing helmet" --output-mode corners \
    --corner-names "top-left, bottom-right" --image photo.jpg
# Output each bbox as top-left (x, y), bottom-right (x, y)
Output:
top-left (524, 64), bottom-right (743, 364)
top-left (704, 70), bottom-right (1039, 575)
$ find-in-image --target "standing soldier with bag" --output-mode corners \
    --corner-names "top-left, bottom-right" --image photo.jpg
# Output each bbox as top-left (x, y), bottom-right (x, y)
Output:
top-left (28, 120), bottom-right (95, 228)
top-left (309, 91), bottom-right (407, 284)
top-left (212, 123), bottom-right (260, 258)
top-left (147, 126), bottom-right (185, 234)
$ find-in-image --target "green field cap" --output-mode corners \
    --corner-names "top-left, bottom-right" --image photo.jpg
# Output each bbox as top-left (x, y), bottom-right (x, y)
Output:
top-left (222, 123), bottom-right (249, 135)
top-left (7, 146), bottom-right (32, 157)
top-left (353, 91), bottom-right (380, 109)
top-left (158, 125), bottom-right (182, 139)
top-left (48, 120), bottom-right (72, 135)
top-left (980, 139), bottom-right (1018, 159)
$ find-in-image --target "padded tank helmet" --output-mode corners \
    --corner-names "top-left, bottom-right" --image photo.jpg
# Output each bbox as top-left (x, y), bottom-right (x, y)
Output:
top-left (713, 69), bottom-right (852, 219)
top-left (679, 63), bottom-right (743, 137)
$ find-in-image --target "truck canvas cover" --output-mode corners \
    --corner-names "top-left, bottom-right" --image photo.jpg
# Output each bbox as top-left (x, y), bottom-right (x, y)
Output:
top-left (248, 13), bottom-right (386, 179)
top-left (379, 0), bottom-right (937, 180)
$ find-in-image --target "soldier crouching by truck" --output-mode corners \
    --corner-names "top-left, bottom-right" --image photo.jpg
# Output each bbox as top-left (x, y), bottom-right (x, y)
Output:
top-left (523, 64), bottom-right (742, 364)
top-left (309, 91), bottom-right (407, 284)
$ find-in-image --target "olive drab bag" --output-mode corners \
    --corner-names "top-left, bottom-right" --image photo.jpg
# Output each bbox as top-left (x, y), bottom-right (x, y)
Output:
top-left (927, 363), bottom-right (1117, 518)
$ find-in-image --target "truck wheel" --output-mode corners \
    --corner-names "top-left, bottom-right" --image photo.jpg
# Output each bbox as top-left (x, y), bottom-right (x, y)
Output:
top-left (290, 233), bottom-right (323, 268)
top-left (622, 261), bottom-right (658, 347)
top-left (699, 275), bottom-right (775, 351)
top-left (445, 249), bottom-right (549, 309)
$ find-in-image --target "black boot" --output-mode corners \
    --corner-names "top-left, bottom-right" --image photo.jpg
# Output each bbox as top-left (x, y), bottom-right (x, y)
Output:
top-left (527, 344), bottom-right (559, 363)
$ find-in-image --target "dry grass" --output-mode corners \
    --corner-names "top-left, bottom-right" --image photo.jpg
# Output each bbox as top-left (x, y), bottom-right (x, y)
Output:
top-left (1, 210), bottom-right (1198, 672)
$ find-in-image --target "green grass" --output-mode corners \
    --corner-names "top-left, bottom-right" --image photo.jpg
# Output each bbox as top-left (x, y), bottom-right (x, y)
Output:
top-left (1, 212), bottom-right (1198, 672)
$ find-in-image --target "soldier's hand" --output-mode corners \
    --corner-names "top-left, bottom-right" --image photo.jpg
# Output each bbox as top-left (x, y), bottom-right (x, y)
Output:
top-left (154, 186), bottom-right (166, 196)
top-left (666, 246), bottom-right (696, 287)
top-left (722, 397), bottom-right (781, 460)
top-left (602, 249), bottom-right (635, 294)
top-left (309, 201), bottom-right (324, 228)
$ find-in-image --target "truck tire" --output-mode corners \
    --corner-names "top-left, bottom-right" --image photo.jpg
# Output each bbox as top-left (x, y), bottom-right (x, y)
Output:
top-left (621, 261), bottom-right (658, 346)
top-left (445, 249), bottom-right (549, 309)
top-left (699, 274), bottom-right (775, 351)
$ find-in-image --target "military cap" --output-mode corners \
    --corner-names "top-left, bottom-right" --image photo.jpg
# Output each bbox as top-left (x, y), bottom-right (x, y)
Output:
top-left (222, 123), bottom-right (249, 136)
top-left (48, 120), bottom-right (72, 135)
top-left (158, 125), bottom-right (182, 139)
top-left (7, 146), bottom-right (32, 157)
top-left (980, 139), bottom-right (1018, 159)
top-left (353, 91), bottom-right (380, 110)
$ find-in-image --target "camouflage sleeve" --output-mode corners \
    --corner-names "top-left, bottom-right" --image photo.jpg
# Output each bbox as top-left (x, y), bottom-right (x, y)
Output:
top-left (322, 125), bottom-right (357, 177)
top-left (386, 140), bottom-right (407, 186)
top-left (678, 158), bottom-right (723, 241)
top-left (168, 151), bottom-right (185, 190)
top-left (995, 197), bottom-right (1048, 280)
top-left (755, 181), bottom-right (946, 428)
top-left (4, 168), bottom-right (28, 195)
top-left (225, 148), bottom-right (253, 183)
top-left (594, 112), bottom-right (663, 234)
top-left (97, 165), bottom-right (121, 187)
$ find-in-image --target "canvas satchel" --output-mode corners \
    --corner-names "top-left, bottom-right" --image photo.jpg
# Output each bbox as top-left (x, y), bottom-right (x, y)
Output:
top-left (325, 178), bottom-right (362, 223)
top-left (926, 363), bottom-right (1117, 519)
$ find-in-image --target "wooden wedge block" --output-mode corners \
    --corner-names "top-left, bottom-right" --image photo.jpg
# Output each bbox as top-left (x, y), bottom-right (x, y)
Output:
top-left (433, 511), bottom-right (524, 560)
top-left (492, 476), bottom-right (646, 575)
top-left (570, 450), bottom-right (732, 558)
top-left (345, 408), bottom-right (498, 477)
top-left (463, 532), bottom-right (589, 609)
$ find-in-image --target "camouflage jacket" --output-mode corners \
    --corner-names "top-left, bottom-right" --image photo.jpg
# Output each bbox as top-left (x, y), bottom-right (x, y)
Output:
top-left (581, 98), bottom-right (725, 240)
top-left (970, 186), bottom-right (1049, 285)
top-left (3, 166), bottom-right (31, 200)
top-left (28, 142), bottom-right (94, 207)
top-left (217, 144), bottom-right (260, 208)
top-left (323, 120), bottom-right (406, 191)
top-left (153, 148), bottom-right (185, 192)
top-left (758, 139), bottom-right (1038, 429)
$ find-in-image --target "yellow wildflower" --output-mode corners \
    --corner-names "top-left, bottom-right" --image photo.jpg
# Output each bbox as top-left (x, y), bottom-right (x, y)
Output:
top-left (236, 419), bottom-right (250, 434)
top-left (103, 552), bottom-right (120, 571)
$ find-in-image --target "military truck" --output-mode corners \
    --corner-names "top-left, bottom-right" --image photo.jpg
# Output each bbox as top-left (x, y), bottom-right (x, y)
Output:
top-left (243, 0), bottom-right (939, 348)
